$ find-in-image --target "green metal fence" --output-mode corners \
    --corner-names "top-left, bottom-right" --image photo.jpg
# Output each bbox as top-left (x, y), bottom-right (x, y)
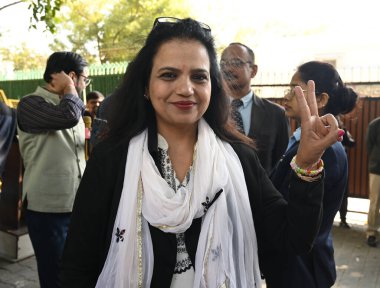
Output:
top-left (0, 75), bottom-right (125, 100)
top-left (0, 62), bottom-right (128, 100)
top-left (0, 79), bottom-right (45, 100)
top-left (85, 74), bottom-right (125, 97)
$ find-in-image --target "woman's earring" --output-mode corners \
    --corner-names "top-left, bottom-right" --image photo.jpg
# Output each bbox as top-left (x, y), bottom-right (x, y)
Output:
top-left (144, 94), bottom-right (149, 100)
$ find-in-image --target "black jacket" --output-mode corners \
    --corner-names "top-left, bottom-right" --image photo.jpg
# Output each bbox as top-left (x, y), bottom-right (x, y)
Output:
top-left (60, 133), bottom-right (323, 287)
top-left (247, 94), bottom-right (290, 174)
top-left (267, 140), bottom-right (347, 288)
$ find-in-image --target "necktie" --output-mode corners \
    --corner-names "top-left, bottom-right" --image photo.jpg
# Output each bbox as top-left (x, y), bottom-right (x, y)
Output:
top-left (231, 99), bottom-right (245, 134)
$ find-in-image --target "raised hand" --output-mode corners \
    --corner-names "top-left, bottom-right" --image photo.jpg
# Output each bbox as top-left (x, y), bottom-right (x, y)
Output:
top-left (49, 72), bottom-right (78, 97)
top-left (294, 80), bottom-right (344, 169)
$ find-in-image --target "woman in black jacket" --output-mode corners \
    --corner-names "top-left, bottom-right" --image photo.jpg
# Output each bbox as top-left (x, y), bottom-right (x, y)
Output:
top-left (60, 17), bottom-right (342, 288)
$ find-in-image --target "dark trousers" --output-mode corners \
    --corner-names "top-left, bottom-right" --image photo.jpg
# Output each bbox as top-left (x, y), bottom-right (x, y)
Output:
top-left (26, 210), bottom-right (71, 288)
top-left (339, 184), bottom-right (349, 222)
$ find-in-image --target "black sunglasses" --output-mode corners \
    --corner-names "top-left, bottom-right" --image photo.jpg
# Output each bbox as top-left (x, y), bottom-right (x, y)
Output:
top-left (152, 17), bottom-right (211, 32)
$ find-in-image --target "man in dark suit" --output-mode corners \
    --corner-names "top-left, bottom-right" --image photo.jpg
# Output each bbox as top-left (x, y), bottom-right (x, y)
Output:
top-left (221, 43), bottom-right (290, 174)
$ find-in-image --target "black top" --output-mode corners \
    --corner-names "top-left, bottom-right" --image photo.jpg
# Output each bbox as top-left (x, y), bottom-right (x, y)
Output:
top-left (60, 130), bottom-right (324, 287)
top-left (268, 140), bottom-right (347, 287)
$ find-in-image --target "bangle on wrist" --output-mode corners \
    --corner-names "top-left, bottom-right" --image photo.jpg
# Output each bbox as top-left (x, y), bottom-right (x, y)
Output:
top-left (296, 173), bottom-right (323, 182)
top-left (290, 156), bottom-right (324, 177)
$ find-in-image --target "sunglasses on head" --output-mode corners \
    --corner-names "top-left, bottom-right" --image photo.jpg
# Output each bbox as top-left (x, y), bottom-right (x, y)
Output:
top-left (152, 17), bottom-right (211, 32)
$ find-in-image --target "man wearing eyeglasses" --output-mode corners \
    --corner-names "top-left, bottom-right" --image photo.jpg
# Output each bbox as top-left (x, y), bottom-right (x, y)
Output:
top-left (17, 51), bottom-right (88, 288)
top-left (221, 43), bottom-right (290, 174)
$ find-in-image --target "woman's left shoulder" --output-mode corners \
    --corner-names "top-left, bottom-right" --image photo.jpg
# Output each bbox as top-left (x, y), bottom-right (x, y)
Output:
top-left (230, 141), bottom-right (261, 168)
top-left (230, 141), bottom-right (255, 156)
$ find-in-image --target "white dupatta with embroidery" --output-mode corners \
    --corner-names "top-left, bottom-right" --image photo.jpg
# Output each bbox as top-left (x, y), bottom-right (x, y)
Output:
top-left (96, 119), bottom-right (261, 288)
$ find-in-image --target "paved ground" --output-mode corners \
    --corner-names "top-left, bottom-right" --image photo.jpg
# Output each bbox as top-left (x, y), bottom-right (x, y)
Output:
top-left (0, 198), bottom-right (379, 288)
top-left (332, 198), bottom-right (380, 288)
top-left (333, 223), bottom-right (380, 288)
top-left (0, 256), bottom-right (38, 288)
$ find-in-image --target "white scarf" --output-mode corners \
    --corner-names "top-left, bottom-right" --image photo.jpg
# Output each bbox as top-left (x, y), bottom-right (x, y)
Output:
top-left (96, 119), bottom-right (261, 288)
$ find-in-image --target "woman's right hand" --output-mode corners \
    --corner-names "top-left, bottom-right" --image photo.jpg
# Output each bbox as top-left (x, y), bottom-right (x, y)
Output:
top-left (295, 80), bottom-right (343, 169)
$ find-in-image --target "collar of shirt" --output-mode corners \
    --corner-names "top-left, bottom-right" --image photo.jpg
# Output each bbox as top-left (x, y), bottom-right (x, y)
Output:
top-left (157, 133), bottom-right (169, 150)
top-left (239, 90), bottom-right (253, 108)
top-left (286, 127), bottom-right (301, 151)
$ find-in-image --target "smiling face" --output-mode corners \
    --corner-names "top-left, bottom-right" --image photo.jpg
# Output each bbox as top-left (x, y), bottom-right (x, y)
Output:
top-left (147, 39), bottom-right (211, 133)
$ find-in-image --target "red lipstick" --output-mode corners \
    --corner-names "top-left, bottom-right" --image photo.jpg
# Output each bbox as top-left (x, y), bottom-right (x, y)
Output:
top-left (173, 101), bottom-right (195, 110)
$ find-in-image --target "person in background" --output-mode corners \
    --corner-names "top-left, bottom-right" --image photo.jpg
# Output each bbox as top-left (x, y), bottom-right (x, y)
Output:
top-left (17, 51), bottom-right (88, 288)
top-left (89, 93), bottom-right (112, 148)
top-left (0, 101), bottom-right (17, 176)
top-left (366, 116), bottom-right (380, 247)
top-left (60, 18), bottom-right (342, 287)
top-left (337, 115), bottom-right (356, 229)
top-left (84, 90), bottom-right (104, 121)
top-left (220, 43), bottom-right (290, 174)
top-left (83, 91), bottom-right (104, 159)
top-left (268, 61), bottom-right (358, 288)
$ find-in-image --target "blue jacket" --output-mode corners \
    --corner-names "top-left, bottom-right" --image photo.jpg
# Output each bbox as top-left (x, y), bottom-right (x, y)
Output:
top-left (266, 138), bottom-right (348, 288)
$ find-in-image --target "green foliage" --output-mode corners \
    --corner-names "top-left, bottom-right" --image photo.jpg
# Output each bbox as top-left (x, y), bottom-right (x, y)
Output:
top-left (1, 0), bottom-right (191, 69)
top-left (0, 43), bottom-right (47, 70)
top-left (28, 0), bottom-right (63, 33)
top-left (58, 0), bottom-right (190, 63)
top-left (0, 1), bottom-right (64, 34)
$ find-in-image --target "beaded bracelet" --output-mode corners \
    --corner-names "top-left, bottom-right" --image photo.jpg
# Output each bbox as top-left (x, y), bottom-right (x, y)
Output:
top-left (290, 156), bottom-right (324, 177)
top-left (296, 172), bottom-right (323, 182)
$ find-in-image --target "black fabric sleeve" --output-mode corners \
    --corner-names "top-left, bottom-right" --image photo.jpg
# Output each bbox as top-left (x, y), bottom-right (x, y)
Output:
top-left (60, 142), bottom-right (127, 288)
top-left (232, 142), bottom-right (323, 255)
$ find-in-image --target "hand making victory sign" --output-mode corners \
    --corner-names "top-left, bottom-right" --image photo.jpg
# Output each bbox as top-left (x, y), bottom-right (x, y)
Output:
top-left (294, 80), bottom-right (344, 170)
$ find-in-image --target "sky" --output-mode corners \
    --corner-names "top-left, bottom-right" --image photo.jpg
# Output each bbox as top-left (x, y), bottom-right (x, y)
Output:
top-left (0, 1), bottom-right (53, 54)
top-left (1, 0), bottom-right (380, 82)
top-left (191, 0), bottom-right (380, 66)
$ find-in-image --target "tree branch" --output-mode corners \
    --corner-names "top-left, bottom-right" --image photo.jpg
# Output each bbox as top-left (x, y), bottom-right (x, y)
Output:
top-left (0, 1), bottom-right (23, 11)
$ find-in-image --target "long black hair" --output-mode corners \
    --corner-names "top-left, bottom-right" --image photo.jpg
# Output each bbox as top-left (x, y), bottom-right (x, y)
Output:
top-left (297, 61), bottom-right (358, 116)
top-left (106, 17), bottom-right (251, 146)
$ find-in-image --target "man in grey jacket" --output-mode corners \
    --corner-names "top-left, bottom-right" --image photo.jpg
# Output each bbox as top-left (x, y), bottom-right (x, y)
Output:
top-left (17, 52), bottom-right (88, 287)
